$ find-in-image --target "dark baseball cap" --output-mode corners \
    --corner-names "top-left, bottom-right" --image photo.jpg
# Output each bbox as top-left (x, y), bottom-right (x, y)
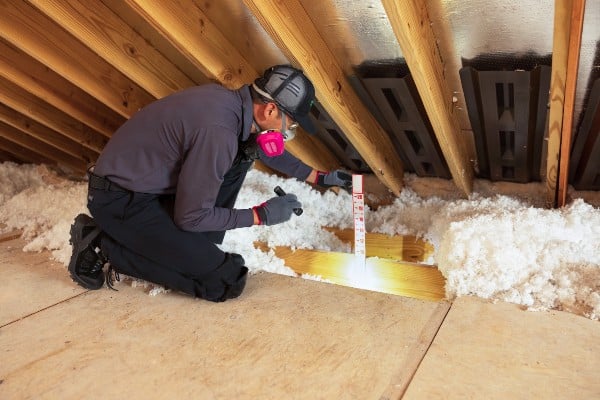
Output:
top-left (252, 65), bottom-right (317, 134)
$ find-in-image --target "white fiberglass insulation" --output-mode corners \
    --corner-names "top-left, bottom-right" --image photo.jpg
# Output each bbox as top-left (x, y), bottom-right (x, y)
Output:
top-left (0, 162), bottom-right (598, 321)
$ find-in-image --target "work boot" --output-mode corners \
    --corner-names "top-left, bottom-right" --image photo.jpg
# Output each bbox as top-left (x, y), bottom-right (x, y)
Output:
top-left (68, 214), bottom-right (105, 289)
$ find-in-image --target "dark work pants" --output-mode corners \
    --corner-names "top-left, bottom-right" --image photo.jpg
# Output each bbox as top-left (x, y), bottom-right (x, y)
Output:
top-left (87, 160), bottom-right (253, 297)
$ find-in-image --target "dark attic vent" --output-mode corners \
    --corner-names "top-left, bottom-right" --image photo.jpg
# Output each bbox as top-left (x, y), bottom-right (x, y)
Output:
top-left (460, 64), bottom-right (551, 182)
top-left (309, 102), bottom-right (371, 173)
top-left (347, 61), bottom-right (450, 178)
top-left (359, 75), bottom-right (451, 179)
top-left (569, 78), bottom-right (600, 190)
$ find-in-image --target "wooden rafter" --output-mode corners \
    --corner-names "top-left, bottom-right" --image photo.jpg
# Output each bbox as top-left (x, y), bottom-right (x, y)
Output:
top-left (0, 38), bottom-right (121, 139)
top-left (0, 103), bottom-right (97, 164)
top-left (243, 0), bottom-right (406, 196)
top-left (0, 1), bottom-right (153, 118)
top-left (0, 136), bottom-right (52, 166)
top-left (28, 0), bottom-right (195, 99)
top-left (546, 0), bottom-right (573, 208)
top-left (0, 121), bottom-right (86, 173)
top-left (381, 0), bottom-right (473, 196)
top-left (0, 77), bottom-right (108, 153)
top-left (556, 0), bottom-right (586, 207)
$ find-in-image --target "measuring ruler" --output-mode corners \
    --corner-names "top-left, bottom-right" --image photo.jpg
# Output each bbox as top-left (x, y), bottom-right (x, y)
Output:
top-left (352, 174), bottom-right (366, 268)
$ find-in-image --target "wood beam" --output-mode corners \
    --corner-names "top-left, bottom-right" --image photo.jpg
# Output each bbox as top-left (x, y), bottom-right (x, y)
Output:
top-left (254, 242), bottom-right (445, 301)
top-left (0, 77), bottom-right (107, 153)
top-left (0, 122), bottom-right (86, 173)
top-left (381, 0), bottom-right (474, 196)
top-left (0, 103), bottom-right (98, 164)
top-left (124, 0), bottom-right (256, 88)
top-left (0, 38), bottom-right (122, 138)
top-left (323, 227), bottom-right (434, 264)
top-left (0, 1), bottom-right (154, 118)
top-left (243, 0), bottom-right (405, 196)
top-left (546, 0), bottom-right (572, 208)
top-left (124, 0), bottom-right (340, 172)
top-left (28, 0), bottom-right (194, 98)
top-left (556, 0), bottom-right (586, 207)
top-left (0, 136), bottom-right (52, 166)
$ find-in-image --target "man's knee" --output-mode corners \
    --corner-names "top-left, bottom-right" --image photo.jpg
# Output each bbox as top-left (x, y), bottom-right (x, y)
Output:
top-left (196, 253), bottom-right (248, 302)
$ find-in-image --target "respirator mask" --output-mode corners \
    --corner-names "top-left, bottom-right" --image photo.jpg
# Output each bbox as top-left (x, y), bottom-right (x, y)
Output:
top-left (242, 113), bottom-right (298, 160)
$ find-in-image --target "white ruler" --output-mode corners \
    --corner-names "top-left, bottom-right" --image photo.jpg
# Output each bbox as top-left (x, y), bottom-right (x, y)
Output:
top-left (352, 174), bottom-right (366, 268)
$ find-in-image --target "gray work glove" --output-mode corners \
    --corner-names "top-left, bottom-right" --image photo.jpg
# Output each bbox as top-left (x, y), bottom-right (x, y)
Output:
top-left (254, 193), bottom-right (302, 226)
top-left (316, 170), bottom-right (353, 190)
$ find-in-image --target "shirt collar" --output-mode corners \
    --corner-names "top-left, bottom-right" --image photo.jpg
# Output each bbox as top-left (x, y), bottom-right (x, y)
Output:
top-left (240, 85), bottom-right (254, 141)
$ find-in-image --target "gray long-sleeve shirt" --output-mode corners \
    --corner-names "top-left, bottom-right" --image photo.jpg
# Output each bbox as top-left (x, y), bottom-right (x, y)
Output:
top-left (94, 84), bottom-right (312, 232)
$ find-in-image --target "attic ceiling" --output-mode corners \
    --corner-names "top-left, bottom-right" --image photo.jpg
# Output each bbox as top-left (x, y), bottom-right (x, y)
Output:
top-left (0, 0), bottom-right (598, 206)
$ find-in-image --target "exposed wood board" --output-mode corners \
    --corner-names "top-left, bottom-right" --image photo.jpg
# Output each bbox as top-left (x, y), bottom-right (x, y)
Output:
top-left (0, 38), bottom-right (122, 138)
top-left (0, 267), bottom-right (442, 399)
top-left (324, 227), bottom-right (434, 263)
top-left (546, 0), bottom-right (573, 208)
top-left (124, 0), bottom-right (257, 88)
top-left (404, 297), bottom-right (600, 399)
top-left (379, 301), bottom-right (452, 400)
top-left (0, 136), bottom-right (52, 165)
top-left (0, 77), bottom-right (108, 153)
top-left (0, 103), bottom-right (98, 164)
top-left (0, 238), bottom-right (85, 327)
top-left (0, 150), bottom-right (21, 164)
top-left (100, 0), bottom-right (211, 85)
top-left (28, 0), bottom-right (194, 99)
top-left (0, 121), bottom-right (86, 173)
top-left (0, 1), bottom-right (154, 118)
top-left (124, 0), bottom-right (341, 172)
top-left (381, 0), bottom-right (474, 197)
top-left (254, 242), bottom-right (445, 301)
top-left (557, 0), bottom-right (586, 207)
top-left (243, 0), bottom-right (406, 196)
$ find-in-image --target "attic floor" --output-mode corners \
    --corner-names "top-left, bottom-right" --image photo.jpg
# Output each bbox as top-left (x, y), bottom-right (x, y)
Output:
top-left (1, 237), bottom-right (598, 400)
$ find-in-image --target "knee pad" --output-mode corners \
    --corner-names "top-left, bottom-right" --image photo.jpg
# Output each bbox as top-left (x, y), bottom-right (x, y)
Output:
top-left (197, 253), bottom-right (248, 302)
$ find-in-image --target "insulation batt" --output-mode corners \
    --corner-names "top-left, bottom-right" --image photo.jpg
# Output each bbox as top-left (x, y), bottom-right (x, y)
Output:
top-left (0, 162), bottom-right (598, 320)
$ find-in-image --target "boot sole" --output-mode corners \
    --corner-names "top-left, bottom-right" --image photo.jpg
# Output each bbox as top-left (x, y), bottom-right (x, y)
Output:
top-left (68, 214), bottom-right (104, 290)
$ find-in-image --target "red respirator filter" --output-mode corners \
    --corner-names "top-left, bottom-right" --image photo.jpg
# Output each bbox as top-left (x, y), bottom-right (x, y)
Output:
top-left (256, 130), bottom-right (285, 157)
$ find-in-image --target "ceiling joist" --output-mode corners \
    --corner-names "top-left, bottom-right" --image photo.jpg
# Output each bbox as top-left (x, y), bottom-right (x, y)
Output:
top-left (381, 0), bottom-right (473, 196)
top-left (0, 103), bottom-right (97, 164)
top-left (0, 77), bottom-right (108, 154)
top-left (0, 38), bottom-right (122, 138)
top-left (28, 0), bottom-right (195, 98)
top-left (0, 1), bottom-right (153, 118)
top-left (556, 0), bottom-right (586, 207)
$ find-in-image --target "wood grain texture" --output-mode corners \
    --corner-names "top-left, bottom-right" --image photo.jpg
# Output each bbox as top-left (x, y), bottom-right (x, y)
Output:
top-left (0, 103), bottom-right (98, 164)
top-left (0, 77), bottom-right (108, 153)
top-left (324, 227), bottom-right (434, 263)
top-left (0, 38), bottom-right (122, 138)
top-left (125, 0), bottom-right (256, 89)
top-left (254, 242), bottom-right (445, 301)
top-left (0, 121), bottom-right (86, 172)
top-left (557, 0), bottom-right (586, 207)
top-left (29, 0), bottom-right (194, 98)
top-left (0, 1), bottom-right (153, 117)
top-left (381, 0), bottom-right (473, 197)
top-left (546, 0), bottom-right (573, 208)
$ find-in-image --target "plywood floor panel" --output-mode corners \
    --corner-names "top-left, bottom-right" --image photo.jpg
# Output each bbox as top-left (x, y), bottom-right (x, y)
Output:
top-left (403, 296), bottom-right (600, 399)
top-left (0, 259), bottom-right (441, 400)
top-left (0, 238), bottom-right (85, 326)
